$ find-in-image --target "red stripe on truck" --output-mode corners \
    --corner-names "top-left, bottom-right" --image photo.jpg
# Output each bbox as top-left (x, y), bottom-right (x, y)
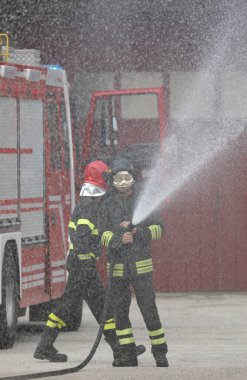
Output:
top-left (0, 148), bottom-right (33, 154)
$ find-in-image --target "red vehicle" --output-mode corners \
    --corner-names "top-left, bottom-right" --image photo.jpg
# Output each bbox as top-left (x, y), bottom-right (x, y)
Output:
top-left (76, 87), bottom-right (247, 293)
top-left (0, 59), bottom-right (76, 348)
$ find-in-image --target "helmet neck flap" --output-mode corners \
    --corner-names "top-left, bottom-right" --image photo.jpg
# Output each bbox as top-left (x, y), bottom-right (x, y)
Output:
top-left (80, 183), bottom-right (106, 197)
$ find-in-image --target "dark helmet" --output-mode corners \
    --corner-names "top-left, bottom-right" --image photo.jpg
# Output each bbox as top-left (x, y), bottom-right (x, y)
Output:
top-left (80, 160), bottom-right (110, 196)
top-left (110, 157), bottom-right (135, 176)
top-left (110, 157), bottom-right (135, 189)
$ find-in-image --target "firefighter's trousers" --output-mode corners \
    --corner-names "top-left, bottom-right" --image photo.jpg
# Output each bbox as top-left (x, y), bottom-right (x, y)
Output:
top-left (44, 261), bottom-right (117, 346)
top-left (111, 272), bottom-right (167, 356)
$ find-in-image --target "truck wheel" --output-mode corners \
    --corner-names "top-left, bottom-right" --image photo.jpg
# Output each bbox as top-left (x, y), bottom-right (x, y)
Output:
top-left (0, 250), bottom-right (19, 349)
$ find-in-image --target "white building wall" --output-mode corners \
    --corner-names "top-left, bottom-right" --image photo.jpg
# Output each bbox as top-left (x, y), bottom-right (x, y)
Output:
top-left (121, 72), bottom-right (163, 119)
top-left (75, 70), bottom-right (247, 121)
top-left (74, 72), bottom-right (115, 119)
top-left (169, 71), bottom-right (215, 120)
top-left (220, 71), bottom-right (247, 118)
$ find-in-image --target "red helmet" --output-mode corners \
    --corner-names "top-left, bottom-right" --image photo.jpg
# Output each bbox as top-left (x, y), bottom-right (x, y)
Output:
top-left (84, 160), bottom-right (110, 191)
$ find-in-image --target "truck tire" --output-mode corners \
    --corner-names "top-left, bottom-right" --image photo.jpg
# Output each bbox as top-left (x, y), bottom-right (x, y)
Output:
top-left (0, 249), bottom-right (19, 349)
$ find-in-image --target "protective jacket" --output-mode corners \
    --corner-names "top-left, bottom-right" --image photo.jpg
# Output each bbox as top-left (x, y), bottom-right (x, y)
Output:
top-left (97, 185), bottom-right (164, 278)
top-left (68, 196), bottom-right (101, 268)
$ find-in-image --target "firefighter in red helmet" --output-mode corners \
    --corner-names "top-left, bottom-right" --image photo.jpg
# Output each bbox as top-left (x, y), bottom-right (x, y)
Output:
top-left (33, 160), bottom-right (145, 363)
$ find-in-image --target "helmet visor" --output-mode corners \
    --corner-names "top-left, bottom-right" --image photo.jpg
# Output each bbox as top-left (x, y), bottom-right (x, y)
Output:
top-left (80, 183), bottom-right (106, 197)
top-left (112, 171), bottom-right (134, 188)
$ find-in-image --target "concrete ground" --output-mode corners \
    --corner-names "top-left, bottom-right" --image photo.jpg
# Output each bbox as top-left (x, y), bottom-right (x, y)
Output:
top-left (0, 292), bottom-right (246, 379)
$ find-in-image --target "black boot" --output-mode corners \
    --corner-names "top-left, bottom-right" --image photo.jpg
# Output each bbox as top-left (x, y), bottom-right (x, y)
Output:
top-left (152, 349), bottom-right (169, 367)
top-left (155, 353), bottom-right (169, 367)
top-left (33, 326), bottom-right (68, 362)
top-left (111, 342), bottom-right (146, 359)
top-left (112, 346), bottom-right (138, 367)
top-left (105, 336), bottom-right (121, 360)
top-left (135, 344), bottom-right (146, 356)
top-left (105, 334), bottom-right (145, 361)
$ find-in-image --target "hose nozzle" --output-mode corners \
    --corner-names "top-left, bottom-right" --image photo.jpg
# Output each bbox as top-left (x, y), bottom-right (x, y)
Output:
top-left (125, 222), bottom-right (135, 232)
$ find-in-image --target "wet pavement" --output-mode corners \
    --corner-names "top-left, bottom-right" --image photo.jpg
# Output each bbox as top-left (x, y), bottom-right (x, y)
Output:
top-left (0, 292), bottom-right (246, 379)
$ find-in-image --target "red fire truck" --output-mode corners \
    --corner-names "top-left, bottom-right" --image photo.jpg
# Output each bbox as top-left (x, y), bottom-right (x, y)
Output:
top-left (0, 58), bottom-right (76, 348)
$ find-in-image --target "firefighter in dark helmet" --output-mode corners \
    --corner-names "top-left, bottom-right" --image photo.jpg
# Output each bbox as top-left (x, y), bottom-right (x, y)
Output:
top-left (33, 160), bottom-right (145, 363)
top-left (97, 157), bottom-right (169, 367)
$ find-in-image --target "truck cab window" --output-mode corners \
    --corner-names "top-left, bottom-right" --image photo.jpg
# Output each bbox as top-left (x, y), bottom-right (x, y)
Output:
top-left (90, 99), bottom-right (111, 158)
top-left (99, 100), bottom-right (110, 148)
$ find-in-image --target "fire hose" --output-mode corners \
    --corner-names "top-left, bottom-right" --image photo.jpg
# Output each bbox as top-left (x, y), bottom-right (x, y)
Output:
top-left (0, 261), bottom-right (115, 380)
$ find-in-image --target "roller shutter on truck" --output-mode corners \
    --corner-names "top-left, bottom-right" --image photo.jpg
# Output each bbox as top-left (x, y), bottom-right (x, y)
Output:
top-left (19, 99), bottom-right (45, 240)
top-left (0, 97), bottom-right (45, 241)
top-left (0, 97), bottom-right (18, 220)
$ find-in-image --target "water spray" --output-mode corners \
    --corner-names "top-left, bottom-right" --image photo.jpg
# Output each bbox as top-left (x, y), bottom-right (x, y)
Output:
top-left (132, 123), bottom-right (246, 226)
top-left (131, 5), bottom-right (247, 226)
